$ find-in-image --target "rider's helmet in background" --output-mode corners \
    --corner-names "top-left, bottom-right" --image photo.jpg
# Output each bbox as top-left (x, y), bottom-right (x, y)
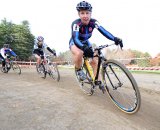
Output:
top-left (37, 36), bottom-right (44, 42)
top-left (76, 1), bottom-right (92, 12)
top-left (3, 44), bottom-right (10, 49)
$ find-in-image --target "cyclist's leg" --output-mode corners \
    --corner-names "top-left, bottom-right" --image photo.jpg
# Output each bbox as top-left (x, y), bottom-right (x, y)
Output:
top-left (70, 44), bottom-right (83, 69)
top-left (70, 42), bottom-right (86, 80)
top-left (0, 54), bottom-right (7, 72)
top-left (35, 55), bottom-right (41, 67)
top-left (90, 53), bottom-right (106, 93)
top-left (2, 60), bottom-right (6, 67)
top-left (0, 56), bottom-right (6, 68)
top-left (33, 49), bottom-right (42, 67)
top-left (90, 57), bottom-right (98, 77)
top-left (86, 41), bottom-right (98, 77)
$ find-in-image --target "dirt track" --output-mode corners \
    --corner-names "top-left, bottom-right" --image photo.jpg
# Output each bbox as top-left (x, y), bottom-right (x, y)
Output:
top-left (0, 67), bottom-right (160, 130)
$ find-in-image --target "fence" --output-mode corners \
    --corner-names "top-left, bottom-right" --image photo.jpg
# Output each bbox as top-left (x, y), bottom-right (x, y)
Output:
top-left (11, 60), bottom-right (160, 70)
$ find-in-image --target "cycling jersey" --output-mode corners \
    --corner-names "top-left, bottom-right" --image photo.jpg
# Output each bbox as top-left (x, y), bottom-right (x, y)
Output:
top-left (0, 48), bottom-right (17, 60)
top-left (69, 18), bottom-right (115, 49)
top-left (33, 40), bottom-right (54, 56)
top-left (34, 40), bottom-right (48, 51)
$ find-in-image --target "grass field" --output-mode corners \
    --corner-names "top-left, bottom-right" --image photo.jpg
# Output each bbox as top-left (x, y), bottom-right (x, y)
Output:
top-left (129, 70), bottom-right (160, 74)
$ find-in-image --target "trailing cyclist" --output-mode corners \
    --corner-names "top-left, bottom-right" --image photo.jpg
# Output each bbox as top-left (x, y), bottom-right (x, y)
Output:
top-left (33, 36), bottom-right (56, 67)
top-left (69, 1), bottom-right (123, 84)
top-left (0, 44), bottom-right (17, 71)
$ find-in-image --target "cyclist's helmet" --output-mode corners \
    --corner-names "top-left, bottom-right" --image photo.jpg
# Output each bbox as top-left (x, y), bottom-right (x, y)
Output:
top-left (76, 1), bottom-right (92, 12)
top-left (3, 44), bottom-right (10, 49)
top-left (37, 36), bottom-right (44, 42)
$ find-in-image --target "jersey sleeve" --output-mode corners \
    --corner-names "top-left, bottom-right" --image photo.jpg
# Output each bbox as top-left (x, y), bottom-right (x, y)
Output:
top-left (95, 20), bottom-right (115, 41)
top-left (0, 48), bottom-right (6, 58)
top-left (72, 23), bottom-right (84, 49)
top-left (33, 40), bottom-right (38, 49)
top-left (9, 49), bottom-right (17, 57)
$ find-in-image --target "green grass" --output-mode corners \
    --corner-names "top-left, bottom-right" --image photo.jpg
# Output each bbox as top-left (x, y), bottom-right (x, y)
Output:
top-left (129, 70), bottom-right (160, 74)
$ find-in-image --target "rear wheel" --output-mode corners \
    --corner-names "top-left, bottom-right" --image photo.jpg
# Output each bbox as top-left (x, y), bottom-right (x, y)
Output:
top-left (75, 64), bottom-right (95, 96)
top-left (48, 63), bottom-right (60, 82)
top-left (102, 59), bottom-right (141, 114)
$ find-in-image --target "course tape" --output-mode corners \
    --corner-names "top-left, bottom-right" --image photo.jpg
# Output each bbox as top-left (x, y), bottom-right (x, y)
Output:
top-left (14, 61), bottom-right (160, 70)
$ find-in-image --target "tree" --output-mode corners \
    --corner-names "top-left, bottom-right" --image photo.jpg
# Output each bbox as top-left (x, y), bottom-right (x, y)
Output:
top-left (58, 50), bottom-right (72, 64)
top-left (0, 18), bottom-right (35, 60)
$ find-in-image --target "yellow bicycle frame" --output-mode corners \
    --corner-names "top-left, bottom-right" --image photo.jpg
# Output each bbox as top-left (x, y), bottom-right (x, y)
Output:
top-left (84, 59), bottom-right (95, 81)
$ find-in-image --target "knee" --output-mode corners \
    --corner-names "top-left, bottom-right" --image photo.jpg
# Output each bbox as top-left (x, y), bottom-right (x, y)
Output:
top-left (37, 57), bottom-right (41, 61)
top-left (76, 51), bottom-right (83, 58)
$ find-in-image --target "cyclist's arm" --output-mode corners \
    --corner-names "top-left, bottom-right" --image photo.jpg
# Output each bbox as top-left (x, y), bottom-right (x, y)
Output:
top-left (72, 24), bottom-right (84, 49)
top-left (46, 47), bottom-right (54, 54)
top-left (9, 49), bottom-right (17, 57)
top-left (43, 43), bottom-right (55, 54)
top-left (33, 40), bottom-right (38, 49)
top-left (95, 21), bottom-right (115, 41)
top-left (0, 48), bottom-right (6, 58)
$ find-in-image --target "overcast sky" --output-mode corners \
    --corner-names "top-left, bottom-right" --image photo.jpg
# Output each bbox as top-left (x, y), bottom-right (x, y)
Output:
top-left (0, 0), bottom-right (159, 57)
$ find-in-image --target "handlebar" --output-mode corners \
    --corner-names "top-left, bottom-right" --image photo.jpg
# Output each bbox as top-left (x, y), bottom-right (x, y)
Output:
top-left (5, 55), bottom-right (17, 61)
top-left (45, 54), bottom-right (56, 58)
top-left (94, 43), bottom-right (117, 51)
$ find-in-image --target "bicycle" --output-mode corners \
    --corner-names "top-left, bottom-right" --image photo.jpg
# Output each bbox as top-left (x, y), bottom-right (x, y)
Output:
top-left (36, 54), bottom-right (60, 81)
top-left (1, 56), bottom-right (21, 75)
top-left (75, 43), bottom-right (141, 114)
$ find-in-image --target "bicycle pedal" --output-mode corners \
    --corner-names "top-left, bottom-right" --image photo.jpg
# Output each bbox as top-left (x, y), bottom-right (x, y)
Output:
top-left (95, 80), bottom-right (102, 85)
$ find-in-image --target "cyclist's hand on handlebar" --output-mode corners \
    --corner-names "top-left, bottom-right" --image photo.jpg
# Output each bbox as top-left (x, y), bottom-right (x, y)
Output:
top-left (52, 49), bottom-right (56, 56)
top-left (53, 52), bottom-right (56, 56)
top-left (114, 37), bottom-right (123, 49)
top-left (82, 45), bottom-right (94, 58)
top-left (7, 55), bottom-right (11, 59)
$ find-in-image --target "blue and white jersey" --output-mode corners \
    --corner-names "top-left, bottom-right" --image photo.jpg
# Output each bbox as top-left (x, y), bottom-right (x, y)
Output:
top-left (0, 48), bottom-right (16, 59)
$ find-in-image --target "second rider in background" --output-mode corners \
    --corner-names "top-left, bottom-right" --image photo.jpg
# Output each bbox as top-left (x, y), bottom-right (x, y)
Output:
top-left (33, 36), bottom-right (56, 67)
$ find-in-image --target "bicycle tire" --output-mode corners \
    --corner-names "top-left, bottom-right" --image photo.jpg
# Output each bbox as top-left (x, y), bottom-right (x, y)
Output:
top-left (48, 63), bottom-right (60, 82)
top-left (36, 64), bottom-right (46, 78)
top-left (75, 64), bottom-right (95, 96)
top-left (102, 59), bottom-right (141, 114)
top-left (11, 62), bottom-right (21, 75)
top-left (1, 62), bottom-right (10, 73)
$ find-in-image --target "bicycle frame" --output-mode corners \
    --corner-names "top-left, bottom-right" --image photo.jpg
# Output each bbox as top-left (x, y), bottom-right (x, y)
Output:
top-left (84, 50), bottom-right (105, 85)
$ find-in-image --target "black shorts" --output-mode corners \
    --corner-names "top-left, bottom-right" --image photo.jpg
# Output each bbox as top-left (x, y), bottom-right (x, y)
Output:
top-left (33, 49), bottom-right (44, 59)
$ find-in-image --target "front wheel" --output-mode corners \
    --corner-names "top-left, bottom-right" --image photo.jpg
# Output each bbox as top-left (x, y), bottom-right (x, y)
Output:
top-left (12, 62), bottom-right (21, 75)
top-left (36, 64), bottom-right (46, 78)
top-left (75, 65), bottom-right (95, 96)
top-left (102, 59), bottom-right (141, 114)
top-left (48, 63), bottom-right (60, 82)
